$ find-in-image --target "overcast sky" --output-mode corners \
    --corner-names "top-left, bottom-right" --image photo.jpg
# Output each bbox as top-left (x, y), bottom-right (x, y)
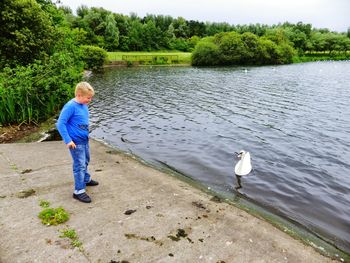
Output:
top-left (60, 0), bottom-right (349, 32)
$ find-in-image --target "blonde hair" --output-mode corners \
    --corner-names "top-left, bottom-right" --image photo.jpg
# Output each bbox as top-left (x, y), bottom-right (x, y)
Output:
top-left (75, 82), bottom-right (95, 96)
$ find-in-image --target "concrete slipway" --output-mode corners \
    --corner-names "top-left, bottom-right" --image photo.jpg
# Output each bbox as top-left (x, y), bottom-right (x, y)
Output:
top-left (0, 140), bottom-right (347, 262)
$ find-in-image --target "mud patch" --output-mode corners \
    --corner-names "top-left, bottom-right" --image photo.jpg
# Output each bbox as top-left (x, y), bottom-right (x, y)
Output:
top-left (40, 128), bottom-right (61, 141)
top-left (192, 201), bottom-right (210, 212)
top-left (106, 150), bottom-right (119, 155)
top-left (124, 209), bottom-right (136, 215)
top-left (168, 228), bottom-right (190, 242)
top-left (0, 123), bottom-right (39, 143)
top-left (210, 196), bottom-right (223, 203)
top-left (125, 233), bottom-right (163, 246)
top-left (192, 201), bottom-right (206, 209)
top-left (17, 188), bottom-right (36, 198)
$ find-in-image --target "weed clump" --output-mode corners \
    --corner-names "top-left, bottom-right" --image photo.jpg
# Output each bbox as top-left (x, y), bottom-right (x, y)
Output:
top-left (17, 188), bottom-right (35, 198)
top-left (59, 228), bottom-right (83, 249)
top-left (39, 199), bottom-right (50, 208)
top-left (38, 207), bottom-right (69, 225)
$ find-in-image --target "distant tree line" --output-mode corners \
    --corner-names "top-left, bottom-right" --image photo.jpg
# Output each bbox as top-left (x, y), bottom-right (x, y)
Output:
top-left (60, 5), bottom-right (350, 56)
top-left (1, 0), bottom-right (350, 125)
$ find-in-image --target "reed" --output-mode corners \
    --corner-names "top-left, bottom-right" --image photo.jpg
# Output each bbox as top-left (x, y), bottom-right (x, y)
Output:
top-left (0, 52), bottom-right (83, 126)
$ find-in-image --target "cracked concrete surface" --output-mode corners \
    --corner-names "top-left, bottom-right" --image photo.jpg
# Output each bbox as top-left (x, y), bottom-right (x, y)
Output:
top-left (0, 140), bottom-right (340, 263)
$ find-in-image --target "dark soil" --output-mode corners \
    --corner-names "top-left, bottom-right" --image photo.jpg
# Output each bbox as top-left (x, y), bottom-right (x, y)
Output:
top-left (0, 124), bottom-right (39, 143)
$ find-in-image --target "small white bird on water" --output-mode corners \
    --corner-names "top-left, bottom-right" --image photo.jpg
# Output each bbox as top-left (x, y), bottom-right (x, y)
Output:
top-left (234, 150), bottom-right (252, 176)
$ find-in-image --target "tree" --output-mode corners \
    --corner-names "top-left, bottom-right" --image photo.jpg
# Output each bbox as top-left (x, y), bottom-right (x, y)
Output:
top-left (143, 20), bottom-right (162, 50)
top-left (153, 15), bottom-right (173, 32)
top-left (188, 36), bottom-right (201, 51)
top-left (0, 0), bottom-right (56, 67)
top-left (287, 28), bottom-right (308, 53)
top-left (241, 32), bottom-right (260, 63)
top-left (323, 32), bottom-right (341, 53)
top-left (71, 28), bottom-right (88, 45)
top-left (206, 22), bottom-right (234, 36)
top-left (188, 20), bottom-right (206, 37)
top-left (171, 17), bottom-right (189, 38)
top-left (104, 13), bottom-right (119, 51)
top-left (127, 20), bottom-right (144, 51)
top-left (294, 22), bottom-right (312, 38)
top-left (76, 5), bottom-right (89, 18)
top-left (58, 5), bottom-right (73, 15)
top-left (216, 32), bottom-right (245, 65)
top-left (169, 38), bottom-right (189, 51)
top-left (264, 28), bottom-right (289, 44)
top-left (74, 7), bottom-right (112, 47)
top-left (310, 31), bottom-right (326, 52)
top-left (276, 42), bottom-right (296, 64)
top-left (114, 13), bottom-right (131, 51)
top-left (257, 38), bottom-right (279, 64)
top-left (0, 0), bottom-right (84, 125)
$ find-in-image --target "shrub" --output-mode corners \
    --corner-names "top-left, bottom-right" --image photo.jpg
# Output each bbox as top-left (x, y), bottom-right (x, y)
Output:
top-left (169, 38), bottom-right (190, 52)
top-left (257, 38), bottom-right (279, 64)
top-left (0, 51), bottom-right (83, 125)
top-left (192, 31), bottom-right (296, 66)
top-left (192, 40), bottom-right (221, 66)
top-left (216, 32), bottom-right (245, 65)
top-left (276, 42), bottom-right (297, 64)
top-left (80, 45), bottom-right (108, 70)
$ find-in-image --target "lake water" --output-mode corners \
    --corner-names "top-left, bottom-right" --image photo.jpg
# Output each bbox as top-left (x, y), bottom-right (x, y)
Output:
top-left (88, 61), bottom-right (350, 253)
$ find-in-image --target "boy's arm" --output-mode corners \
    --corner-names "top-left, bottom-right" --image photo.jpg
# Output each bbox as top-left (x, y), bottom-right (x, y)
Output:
top-left (56, 105), bottom-right (74, 146)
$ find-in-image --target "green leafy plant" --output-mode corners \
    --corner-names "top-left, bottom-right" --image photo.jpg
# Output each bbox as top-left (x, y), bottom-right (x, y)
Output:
top-left (38, 207), bottom-right (69, 226)
top-left (60, 228), bottom-right (78, 239)
top-left (39, 199), bottom-right (50, 208)
top-left (59, 228), bottom-right (83, 249)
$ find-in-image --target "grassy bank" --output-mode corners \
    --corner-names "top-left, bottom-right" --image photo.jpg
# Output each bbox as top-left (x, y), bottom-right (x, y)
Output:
top-left (108, 51), bottom-right (349, 66)
top-left (293, 51), bottom-right (350, 63)
top-left (107, 51), bottom-right (191, 65)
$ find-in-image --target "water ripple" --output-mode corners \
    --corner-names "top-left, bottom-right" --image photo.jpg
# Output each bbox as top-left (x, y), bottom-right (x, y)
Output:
top-left (89, 61), bottom-right (350, 253)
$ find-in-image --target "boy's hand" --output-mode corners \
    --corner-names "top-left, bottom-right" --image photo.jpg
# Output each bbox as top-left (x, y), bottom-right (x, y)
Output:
top-left (67, 141), bottom-right (76, 149)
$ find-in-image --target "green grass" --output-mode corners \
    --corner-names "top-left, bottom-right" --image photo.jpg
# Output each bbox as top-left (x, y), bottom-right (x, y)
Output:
top-left (107, 51), bottom-right (192, 65)
top-left (293, 51), bottom-right (350, 63)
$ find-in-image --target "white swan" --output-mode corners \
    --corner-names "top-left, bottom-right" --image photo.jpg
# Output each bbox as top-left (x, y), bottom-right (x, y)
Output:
top-left (234, 150), bottom-right (252, 176)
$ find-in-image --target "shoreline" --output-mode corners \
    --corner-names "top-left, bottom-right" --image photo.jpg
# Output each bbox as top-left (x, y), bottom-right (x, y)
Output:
top-left (1, 137), bottom-right (348, 262)
top-left (96, 138), bottom-right (350, 261)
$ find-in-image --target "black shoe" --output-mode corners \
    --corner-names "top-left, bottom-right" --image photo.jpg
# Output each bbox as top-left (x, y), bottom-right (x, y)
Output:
top-left (86, 179), bottom-right (99, 186)
top-left (73, 192), bottom-right (91, 203)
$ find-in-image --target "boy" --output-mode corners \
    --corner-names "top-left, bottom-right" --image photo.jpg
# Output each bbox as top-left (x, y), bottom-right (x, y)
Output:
top-left (56, 82), bottom-right (98, 203)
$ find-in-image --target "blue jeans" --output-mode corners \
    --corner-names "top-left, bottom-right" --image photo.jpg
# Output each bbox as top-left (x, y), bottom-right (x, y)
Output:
top-left (69, 143), bottom-right (91, 194)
